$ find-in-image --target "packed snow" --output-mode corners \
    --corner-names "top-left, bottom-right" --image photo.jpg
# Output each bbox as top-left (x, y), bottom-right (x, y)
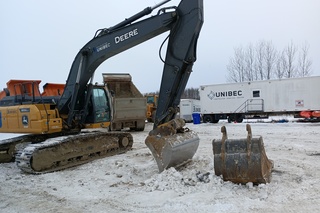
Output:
top-left (0, 117), bottom-right (319, 213)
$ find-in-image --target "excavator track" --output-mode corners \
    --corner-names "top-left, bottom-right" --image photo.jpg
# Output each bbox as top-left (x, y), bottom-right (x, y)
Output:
top-left (0, 136), bottom-right (29, 163)
top-left (15, 131), bottom-right (133, 174)
top-left (0, 131), bottom-right (80, 163)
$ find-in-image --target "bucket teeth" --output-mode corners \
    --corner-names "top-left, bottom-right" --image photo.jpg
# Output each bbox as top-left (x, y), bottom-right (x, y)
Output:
top-left (145, 118), bottom-right (199, 172)
top-left (213, 124), bottom-right (274, 184)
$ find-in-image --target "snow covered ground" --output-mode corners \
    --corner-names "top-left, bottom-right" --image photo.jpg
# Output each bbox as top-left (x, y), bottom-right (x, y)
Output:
top-left (1, 119), bottom-right (319, 213)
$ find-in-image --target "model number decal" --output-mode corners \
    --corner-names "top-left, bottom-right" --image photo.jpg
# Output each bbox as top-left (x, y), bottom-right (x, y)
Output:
top-left (94, 42), bottom-right (111, 52)
top-left (115, 29), bottom-right (138, 44)
top-left (20, 108), bottom-right (30, 113)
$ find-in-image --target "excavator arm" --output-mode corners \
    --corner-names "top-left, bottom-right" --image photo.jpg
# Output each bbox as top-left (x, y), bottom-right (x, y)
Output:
top-left (154, 1), bottom-right (203, 127)
top-left (58, 0), bottom-right (204, 131)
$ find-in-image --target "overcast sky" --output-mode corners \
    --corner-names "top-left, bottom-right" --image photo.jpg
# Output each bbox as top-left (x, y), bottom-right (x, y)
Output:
top-left (1, 0), bottom-right (319, 93)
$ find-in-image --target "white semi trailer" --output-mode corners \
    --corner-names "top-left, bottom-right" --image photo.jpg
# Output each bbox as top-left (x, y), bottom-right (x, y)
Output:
top-left (199, 76), bottom-right (320, 123)
top-left (178, 99), bottom-right (201, 122)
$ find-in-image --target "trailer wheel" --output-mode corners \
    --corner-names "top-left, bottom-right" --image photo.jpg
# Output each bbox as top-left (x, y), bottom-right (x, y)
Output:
top-left (236, 118), bottom-right (243, 123)
top-left (212, 119), bottom-right (219, 123)
top-left (203, 115), bottom-right (213, 123)
top-left (235, 114), bottom-right (244, 123)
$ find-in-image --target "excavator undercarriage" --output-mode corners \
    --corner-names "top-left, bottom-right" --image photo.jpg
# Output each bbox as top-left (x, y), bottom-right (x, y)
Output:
top-left (0, 131), bottom-right (132, 174)
top-left (0, 132), bottom-right (77, 163)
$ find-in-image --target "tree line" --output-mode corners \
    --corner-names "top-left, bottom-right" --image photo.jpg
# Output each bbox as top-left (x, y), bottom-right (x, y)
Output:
top-left (146, 40), bottom-right (313, 99)
top-left (227, 40), bottom-right (313, 82)
top-left (145, 87), bottom-right (200, 100)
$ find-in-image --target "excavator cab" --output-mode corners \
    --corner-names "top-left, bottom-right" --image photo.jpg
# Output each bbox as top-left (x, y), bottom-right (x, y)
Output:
top-left (83, 86), bottom-right (111, 126)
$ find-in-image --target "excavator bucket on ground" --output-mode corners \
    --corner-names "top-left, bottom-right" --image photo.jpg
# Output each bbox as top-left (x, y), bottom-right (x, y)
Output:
top-left (212, 124), bottom-right (273, 184)
top-left (145, 118), bottom-right (199, 172)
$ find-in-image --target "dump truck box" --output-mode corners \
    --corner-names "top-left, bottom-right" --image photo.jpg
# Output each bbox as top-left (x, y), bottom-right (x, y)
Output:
top-left (102, 73), bottom-right (146, 131)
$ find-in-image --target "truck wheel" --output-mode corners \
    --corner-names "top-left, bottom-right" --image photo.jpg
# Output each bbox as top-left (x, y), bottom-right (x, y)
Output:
top-left (135, 123), bottom-right (145, 131)
top-left (131, 120), bottom-right (145, 131)
top-left (203, 115), bottom-right (213, 123)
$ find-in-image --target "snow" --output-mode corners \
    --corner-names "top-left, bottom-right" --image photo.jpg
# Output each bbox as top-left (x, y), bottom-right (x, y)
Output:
top-left (1, 119), bottom-right (320, 213)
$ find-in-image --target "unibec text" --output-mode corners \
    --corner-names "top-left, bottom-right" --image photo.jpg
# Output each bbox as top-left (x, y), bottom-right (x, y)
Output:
top-left (214, 90), bottom-right (242, 98)
top-left (115, 29), bottom-right (138, 44)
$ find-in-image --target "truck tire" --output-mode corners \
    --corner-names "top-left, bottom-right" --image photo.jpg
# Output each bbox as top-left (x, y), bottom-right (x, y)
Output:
top-left (111, 123), bottom-right (122, 131)
top-left (130, 120), bottom-right (145, 131)
top-left (135, 121), bottom-right (145, 131)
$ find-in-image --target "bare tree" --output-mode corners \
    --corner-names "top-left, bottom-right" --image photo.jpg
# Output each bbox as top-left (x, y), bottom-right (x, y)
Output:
top-left (255, 40), bottom-right (265, 80)
top-left (298, 42), bottom-right (312, 77)
top-left (282, 41), bottom-right (297, 78)
top-left (264, 41), bottom-right (277, 79)
top-left (244, 43), bottom-right (255, 81)
top-left (227, 46), bottom-right (245, 82)
top-left (182, 87), bottom-right (200, 99)
top-left (227, 40), bottom-right (313, 83)
top-left (275, 51), bottom-right (285, 79)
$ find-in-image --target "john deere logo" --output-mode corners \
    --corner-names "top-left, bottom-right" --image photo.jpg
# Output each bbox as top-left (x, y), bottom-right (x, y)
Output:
top-left (22, 115), bottom-right (28, 126)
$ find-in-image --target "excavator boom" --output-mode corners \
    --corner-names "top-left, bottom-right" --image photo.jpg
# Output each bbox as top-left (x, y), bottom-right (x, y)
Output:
top-left (0, 0), bottom-right (203, 173)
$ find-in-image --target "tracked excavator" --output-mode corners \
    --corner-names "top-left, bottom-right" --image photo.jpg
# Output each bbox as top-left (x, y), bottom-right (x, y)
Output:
top-left (0, 0), bottom-right (203, 174)
top-left (0, 0), bottom-right (272, 184)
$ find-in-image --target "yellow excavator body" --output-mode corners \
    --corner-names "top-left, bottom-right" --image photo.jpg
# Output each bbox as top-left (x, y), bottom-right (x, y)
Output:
top-left (0, 104), bottom-right (62, 134)
top-left (0, 80), bottom-right (129, 172)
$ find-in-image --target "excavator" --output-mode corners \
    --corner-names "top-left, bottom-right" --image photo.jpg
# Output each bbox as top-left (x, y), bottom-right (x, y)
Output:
top-left (0, 0), bottom-right (272, 184)
top-left (0, 0), bottom-right (203, 174)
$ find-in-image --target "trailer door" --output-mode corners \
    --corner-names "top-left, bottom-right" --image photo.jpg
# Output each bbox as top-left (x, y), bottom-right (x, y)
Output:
top-left (247, 89), bottom-right (264, 112)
